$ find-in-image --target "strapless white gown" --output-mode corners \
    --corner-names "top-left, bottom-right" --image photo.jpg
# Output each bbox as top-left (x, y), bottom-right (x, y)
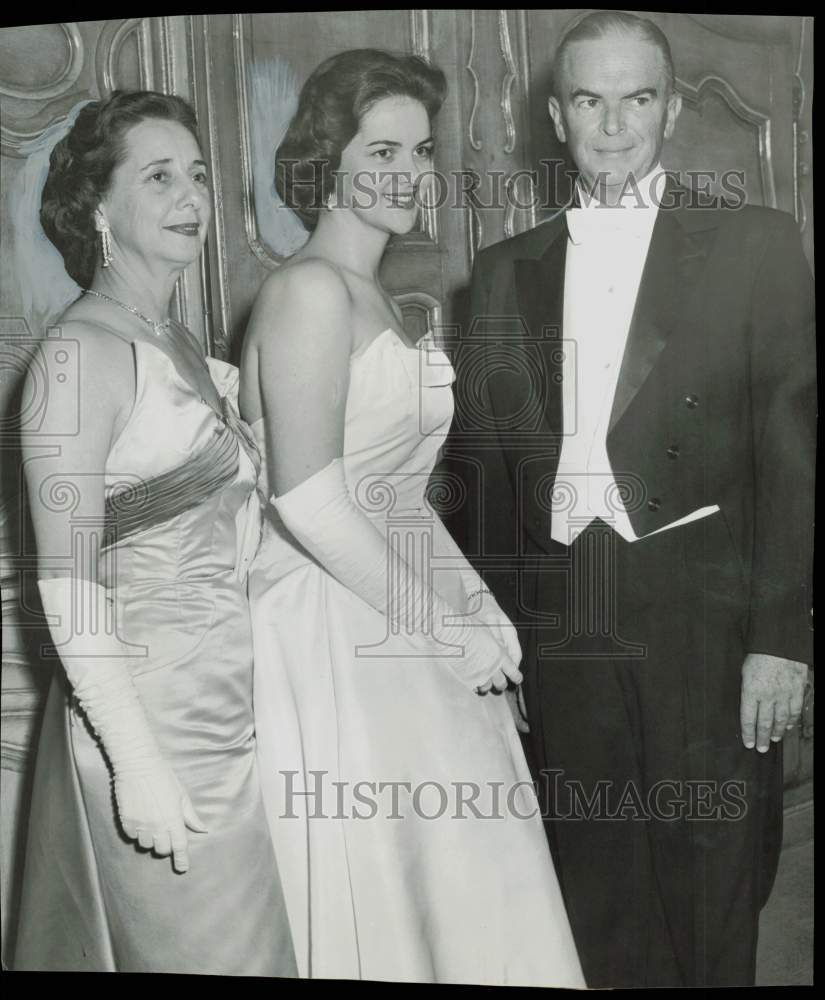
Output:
top-left (248, 329), bottom-right (584, 986)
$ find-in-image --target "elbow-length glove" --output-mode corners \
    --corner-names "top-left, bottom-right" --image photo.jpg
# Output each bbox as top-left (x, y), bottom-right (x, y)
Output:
top-left (457, 561), bottom-right (523, 671)
top-left (457, 563), bottom-right (529, 728)
top-left (273, 459), bottom-right (522, 691)
top-left (38, 576), bottom-right (206, 872)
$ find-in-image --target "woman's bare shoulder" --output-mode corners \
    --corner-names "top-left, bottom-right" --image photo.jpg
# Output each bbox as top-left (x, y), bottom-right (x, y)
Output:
top-left (30, 307), bottom-right (135, 416)
top-left (248, 256), bottom-right (354, 360)
top-left (253, 256), bottom-right (351, 316)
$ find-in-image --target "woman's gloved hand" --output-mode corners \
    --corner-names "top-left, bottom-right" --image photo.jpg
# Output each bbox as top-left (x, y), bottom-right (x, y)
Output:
top-left (39, 576), bottom-right (207, 873)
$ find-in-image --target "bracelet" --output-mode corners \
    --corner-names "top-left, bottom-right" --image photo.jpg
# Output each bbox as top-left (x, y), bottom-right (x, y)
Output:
top-left (465, 587), bottom-right (491, 603)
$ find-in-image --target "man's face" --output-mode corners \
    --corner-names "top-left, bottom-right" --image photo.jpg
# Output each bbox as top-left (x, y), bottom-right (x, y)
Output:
top-left (548, 32), bottom-right (682, 196)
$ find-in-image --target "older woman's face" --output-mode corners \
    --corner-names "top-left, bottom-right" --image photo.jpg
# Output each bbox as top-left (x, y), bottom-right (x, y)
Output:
top-left (335, 96), bottom-right (435, 235)
top-left (98, 118), bottom-right (211, 271)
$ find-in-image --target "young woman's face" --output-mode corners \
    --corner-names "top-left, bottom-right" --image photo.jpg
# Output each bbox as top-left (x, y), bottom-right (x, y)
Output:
top-left (98, 118), bottom-right (211, 271)
top-left (335, 96), bottom-right (435, 236)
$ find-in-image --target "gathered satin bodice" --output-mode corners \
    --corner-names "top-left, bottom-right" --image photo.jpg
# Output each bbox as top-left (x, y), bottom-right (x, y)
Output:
top-left (101, 339), bottom-right (261, 588)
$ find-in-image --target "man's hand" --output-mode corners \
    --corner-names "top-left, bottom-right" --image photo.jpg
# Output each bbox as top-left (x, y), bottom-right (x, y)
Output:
top-left (740, 653), bottom-right (808, 752)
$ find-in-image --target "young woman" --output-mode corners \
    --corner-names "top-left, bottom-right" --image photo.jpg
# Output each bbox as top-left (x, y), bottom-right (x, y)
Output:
top-left (240, 50), bottom-right (583, 987)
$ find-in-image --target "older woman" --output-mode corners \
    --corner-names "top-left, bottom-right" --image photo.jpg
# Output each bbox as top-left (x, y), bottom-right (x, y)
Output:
top-left (240, 49), bottom-right (584, 986)
top-left (14, 90), bottom-right (295, 975)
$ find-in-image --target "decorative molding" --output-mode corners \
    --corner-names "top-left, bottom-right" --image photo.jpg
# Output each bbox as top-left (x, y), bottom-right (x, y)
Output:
top-left (0, 23), bottom-right (84, 101)
top-left (465, 10), bottom-right (482, 152)
top-left (200, 14), bottom-right (231, 356)
top-left (514, 10), bottom-right (532, 103)
top-left (792, 17), bottom-right (810, 233)
top-left (395, 290), bottom-right (443, 344)
top-left (136, 19), bottom-right (155, 90)
top-left (233, 13), bottom-right (281, 270)
top-left (197, 246), bottom-right (216, 358)
top-left (497, 10), bottom-right (518, 156)
top-left (95, 18), bottom-right (143, 96)
top-left (465, 203), bottom-right (482, 264)
top-left (184, 13), bottom-right (215, 354)
top-left (0, 23), bottom-right (90, 155)
top-left (685, 14), bottom-right (791, 45)
top-left (409, 8), bottom-right (431, 60)
top-left (677, 74), bottom-right (776, 209)
top-left (154, 16), bottom-right (177, 95)
top-left (515, 10), bottom-right (537, 232)
top-left (417, 177), bottom-right (439, 250)
top-left (408, 10), bottom-right (438, 246)
top-left (503, 171), bottom-right (537, 240)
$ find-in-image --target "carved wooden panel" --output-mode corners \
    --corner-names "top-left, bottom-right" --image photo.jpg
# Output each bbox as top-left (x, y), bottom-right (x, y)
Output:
top-left (455, 9), bottom-right (536, 261)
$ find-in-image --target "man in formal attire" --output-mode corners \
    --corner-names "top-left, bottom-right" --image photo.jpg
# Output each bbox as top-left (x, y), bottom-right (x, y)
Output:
top-left (450, 11), bottom-right (814, 988)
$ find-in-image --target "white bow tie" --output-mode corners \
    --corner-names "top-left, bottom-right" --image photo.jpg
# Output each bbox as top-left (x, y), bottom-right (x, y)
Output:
top-left (566, 206), bottom-right (654, 245)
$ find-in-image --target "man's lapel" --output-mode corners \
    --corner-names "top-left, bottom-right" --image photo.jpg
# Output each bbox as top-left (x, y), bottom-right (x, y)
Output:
top-left (608, 186), bottom-right (718, 433)
top-left (513, 216), bottom-right (568, 436)
top-left (494, 186), bottom-right (718, 452)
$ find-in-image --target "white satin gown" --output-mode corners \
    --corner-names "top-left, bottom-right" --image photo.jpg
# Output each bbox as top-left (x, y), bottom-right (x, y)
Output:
top-left (248, 328), bottom-right (584, 986)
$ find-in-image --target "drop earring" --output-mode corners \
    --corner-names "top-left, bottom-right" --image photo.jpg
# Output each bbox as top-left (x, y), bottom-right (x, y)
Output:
top-left (100, 227), bottom-right (113, 268)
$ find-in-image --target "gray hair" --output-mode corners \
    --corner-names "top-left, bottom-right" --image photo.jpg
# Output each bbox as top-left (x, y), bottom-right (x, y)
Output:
top-left (551, 11), bottom-right (675, 97)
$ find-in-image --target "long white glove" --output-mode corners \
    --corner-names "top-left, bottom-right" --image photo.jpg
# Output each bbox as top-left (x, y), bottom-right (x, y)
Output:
top-left (459, 563), bottom-right (523, 668)
top-left (273, 459), bottom-right (522, 691)
top-left (459, 566), bottom-right (529, 728)
top-left (38, 576), bottom-right (207, 873)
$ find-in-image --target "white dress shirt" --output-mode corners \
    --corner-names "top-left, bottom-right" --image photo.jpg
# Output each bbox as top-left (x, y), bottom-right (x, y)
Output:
top-left (551, 165), bottom-right (719, 545)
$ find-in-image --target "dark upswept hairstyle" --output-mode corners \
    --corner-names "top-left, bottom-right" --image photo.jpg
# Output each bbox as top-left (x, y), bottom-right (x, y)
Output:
top-left (40, 90), bottom-right (201, 288)
top-left (551, 11), bottom-right (675, 97)
top-left (276, 48), bottom-right (447, 230)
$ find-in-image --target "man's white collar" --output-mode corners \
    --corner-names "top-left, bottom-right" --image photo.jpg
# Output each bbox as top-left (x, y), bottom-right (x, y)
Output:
top-left (576, 163), bottom-right (667, 211)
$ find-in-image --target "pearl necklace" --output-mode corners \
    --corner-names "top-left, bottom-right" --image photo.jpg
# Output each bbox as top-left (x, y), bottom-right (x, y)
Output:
top-left (84, 288), bottom-right (173, 337)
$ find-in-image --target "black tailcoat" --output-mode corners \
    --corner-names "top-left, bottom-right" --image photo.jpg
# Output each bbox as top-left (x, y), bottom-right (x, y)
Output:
top-left (448, 185), bottom-right (814, 986)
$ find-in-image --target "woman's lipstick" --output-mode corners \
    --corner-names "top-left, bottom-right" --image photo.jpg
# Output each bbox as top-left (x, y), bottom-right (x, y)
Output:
top-left (164, 223), bottom-right (201, 236)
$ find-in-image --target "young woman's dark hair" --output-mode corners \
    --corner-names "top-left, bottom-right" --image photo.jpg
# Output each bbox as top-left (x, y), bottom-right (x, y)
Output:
top-left (40, 90), bottom-right (201, 288)
top-left (276, 49), bottom-right (446, 230)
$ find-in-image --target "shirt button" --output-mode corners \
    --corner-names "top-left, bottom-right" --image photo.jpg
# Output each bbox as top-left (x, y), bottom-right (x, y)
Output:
top-left (685, 394), bottom-right (699, 409)
top-left (667, 445), bottom-right (680, 459)
top-left (648, 498), bottom-right (661, 512)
